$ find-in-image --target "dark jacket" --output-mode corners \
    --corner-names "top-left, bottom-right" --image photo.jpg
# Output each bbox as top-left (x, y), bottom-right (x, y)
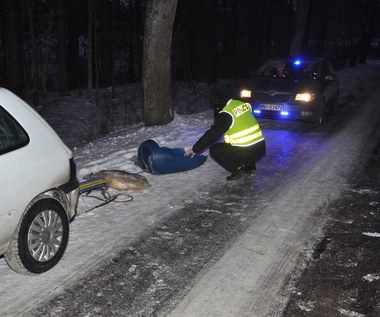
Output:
top-left (192, 112), bottom-right (232, 154)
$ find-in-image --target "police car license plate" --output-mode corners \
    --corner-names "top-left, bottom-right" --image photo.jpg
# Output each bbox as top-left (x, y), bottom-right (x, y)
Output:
top-left (261, 104), bottom-right (284, 111)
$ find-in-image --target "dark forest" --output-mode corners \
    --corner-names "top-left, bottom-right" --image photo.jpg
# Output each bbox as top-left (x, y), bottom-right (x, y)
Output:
top-left (0, 0), bottom-right (378, 105)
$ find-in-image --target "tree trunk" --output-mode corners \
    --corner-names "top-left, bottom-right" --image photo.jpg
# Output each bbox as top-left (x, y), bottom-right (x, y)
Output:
top-left (349, 0), bottom-right (377, 67)
top-left (126, 0), bottom-right (144, 82)
top-left (358, 0), bottom-right (377, 64)
top-left (247, 0), bottom-right (265, 71)
top-left (358, 27), bottom-right (375, 64)
top-left (143, 0), bottom-right (177, 126)
top-left (4, 0), bottom-right (25, 96)
top-left (42, 10), bottom-right (54, 93)
top-left (349, 27), bottom-right (375, 66)
top-left (316, 0), bottom-right (327, 56)
top-left (26, 0), bottom-right (39, 105)
top-left (56, 0), bottom-right (69, 94)
top-left (87, 0), bottom-right (94, 101)
top-left (99, 0), bottom-right (114, 87)
top-left (289, 0), bottom-right (311, 57)
top-left (67, 0), bottom-right (81, 90)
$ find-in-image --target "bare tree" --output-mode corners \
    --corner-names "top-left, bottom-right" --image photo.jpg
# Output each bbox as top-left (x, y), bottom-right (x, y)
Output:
top-left (67, 0), bottom-right (81, 91)
top-left (4, 0), bottom-right (25, 96)
top-left (143, 0), bottom-right (178, 126)
top-left (56, 0), bottom-right (69, 94)
top-left (349, 0), bottom-right (378, 66)
top-left (289, 0), bottom-right (311, 57)
top-left (87, 0), bottom-right (94, 101)
top-left (99, 0), bottom-right (114, 88)
top-left (26, 0), bottom-right (38, 105)
top-left (42, 10), bottom-right (54, 94)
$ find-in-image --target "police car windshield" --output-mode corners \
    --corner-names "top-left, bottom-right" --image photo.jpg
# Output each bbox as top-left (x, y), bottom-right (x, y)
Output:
top-left (257, 60), bottom-right (317, 80)
top-left (282, 61), bottom-right (317, 79)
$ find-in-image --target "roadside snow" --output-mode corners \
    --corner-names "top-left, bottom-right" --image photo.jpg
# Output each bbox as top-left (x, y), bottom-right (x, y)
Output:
top-left (0, 59), bottom-right (380, 317)
top-left (297, 300), bottom-right (315, 312)
top-left (362, 232), bottom-right (380, 238)
top-left (362, 273), bottom-right (380, 282)
top-left (338, 308), bottom-right (366, 317)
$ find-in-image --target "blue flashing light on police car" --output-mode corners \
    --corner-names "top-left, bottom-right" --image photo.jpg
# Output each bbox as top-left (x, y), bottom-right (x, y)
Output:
top-left (293, 59), bottom-right (302, 66)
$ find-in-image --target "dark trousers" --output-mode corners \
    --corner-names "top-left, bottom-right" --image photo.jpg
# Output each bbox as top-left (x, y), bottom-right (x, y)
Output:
top-left (209, 140), bottom-right (266, 173)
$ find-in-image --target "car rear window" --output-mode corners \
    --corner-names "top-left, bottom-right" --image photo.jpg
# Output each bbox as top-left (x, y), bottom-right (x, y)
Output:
top-left (0, 106), bottom-right (29, 155)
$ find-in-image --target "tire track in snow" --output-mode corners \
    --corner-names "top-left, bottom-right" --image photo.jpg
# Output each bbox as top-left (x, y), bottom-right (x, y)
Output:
top-left (162, 82), bottom-right (380, 316)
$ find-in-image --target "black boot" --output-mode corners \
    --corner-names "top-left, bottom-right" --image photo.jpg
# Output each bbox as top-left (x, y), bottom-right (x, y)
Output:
top-left (243, 162), bottom-right (256, 175)
top-left (226, 166), bottom-right (248, 181)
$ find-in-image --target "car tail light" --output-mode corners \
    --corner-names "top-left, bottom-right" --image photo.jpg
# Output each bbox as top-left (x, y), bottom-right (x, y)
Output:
top-left (69, 158), bottom-right (77, 180)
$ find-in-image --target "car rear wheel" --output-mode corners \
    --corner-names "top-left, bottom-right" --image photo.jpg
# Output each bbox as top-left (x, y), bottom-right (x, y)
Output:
top-left (4, 197), bottom-right (69, 275)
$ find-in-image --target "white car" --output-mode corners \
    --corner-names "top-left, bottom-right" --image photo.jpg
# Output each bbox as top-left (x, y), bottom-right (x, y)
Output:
top-left (0, 88), bottom-right (79, 275)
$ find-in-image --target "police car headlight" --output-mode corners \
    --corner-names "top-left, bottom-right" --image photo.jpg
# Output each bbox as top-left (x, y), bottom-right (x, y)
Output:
top-left (295, 92), bottom-right (315, 102)
top-left (240, 89), bottom-right (252, 98)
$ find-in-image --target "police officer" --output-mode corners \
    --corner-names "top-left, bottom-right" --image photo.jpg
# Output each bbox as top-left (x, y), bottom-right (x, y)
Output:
top-left (185, 90), bottom-right (266, 181)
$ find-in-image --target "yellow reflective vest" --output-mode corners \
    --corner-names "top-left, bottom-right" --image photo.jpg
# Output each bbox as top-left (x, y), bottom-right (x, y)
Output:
top-left (220, 100), bottom-right (264, 147)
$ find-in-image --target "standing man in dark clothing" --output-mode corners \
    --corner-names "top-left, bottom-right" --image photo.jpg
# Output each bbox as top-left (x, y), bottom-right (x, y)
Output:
top-left (185, 90), bottom-right (266, 181)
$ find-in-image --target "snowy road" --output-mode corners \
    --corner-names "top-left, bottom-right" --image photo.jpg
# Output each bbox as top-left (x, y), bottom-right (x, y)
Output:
top-left (1, 63), bottom-right (380, 317)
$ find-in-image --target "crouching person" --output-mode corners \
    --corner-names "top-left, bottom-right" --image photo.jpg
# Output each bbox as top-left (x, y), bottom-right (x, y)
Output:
top-left (185, 92), bottom-right (266, 181)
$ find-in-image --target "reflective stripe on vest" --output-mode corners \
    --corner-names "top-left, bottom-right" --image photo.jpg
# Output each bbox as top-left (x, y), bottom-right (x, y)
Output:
top-left (224, 124), bottom-right (263, 145)
top-left (221, 100), bottom-right (265, 147)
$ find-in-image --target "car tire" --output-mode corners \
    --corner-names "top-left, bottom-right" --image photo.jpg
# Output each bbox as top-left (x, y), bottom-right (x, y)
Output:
top-left (315, 101), bottom-right (326, 127)
top-left (332, 96), bottom-right (339, 114)
top-left (315, 111), bottom-right (324, 126)
top-left (4, 197), bottom-right (69, 275)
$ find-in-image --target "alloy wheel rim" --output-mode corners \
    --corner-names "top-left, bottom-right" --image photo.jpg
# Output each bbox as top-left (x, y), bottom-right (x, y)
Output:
top-left (28, 210), bottom-right (63, 262)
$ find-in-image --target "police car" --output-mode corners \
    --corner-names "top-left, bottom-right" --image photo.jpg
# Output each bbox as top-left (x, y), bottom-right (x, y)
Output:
top-left (240, 57), bottom-right (340, 125)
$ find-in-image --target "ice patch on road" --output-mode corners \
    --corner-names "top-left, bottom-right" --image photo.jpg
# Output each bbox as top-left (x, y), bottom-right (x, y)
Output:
top-left (338, 308), bottom-right (365, 317)
top-left (362, 273), bottom-right (380, 282)
top-left (362, 232), bottom-right (380, 237)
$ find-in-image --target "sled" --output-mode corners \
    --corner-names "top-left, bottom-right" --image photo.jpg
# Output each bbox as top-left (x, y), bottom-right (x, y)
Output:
top-left (136, 139), bottom-right (207, 174)
top-left (79, 178), bottom-right (133, 213)
top-left (79, 178), bottom-right (107, 194)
